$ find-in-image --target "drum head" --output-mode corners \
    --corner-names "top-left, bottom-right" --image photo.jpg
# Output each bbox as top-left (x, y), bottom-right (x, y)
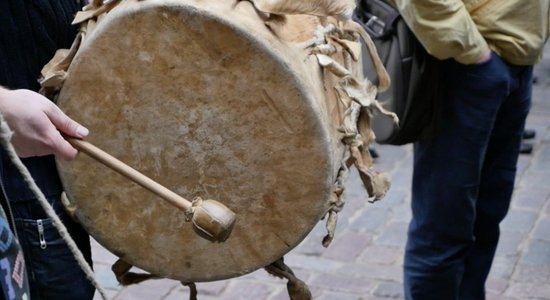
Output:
top-left (57, 1), bottom-right (335, 281)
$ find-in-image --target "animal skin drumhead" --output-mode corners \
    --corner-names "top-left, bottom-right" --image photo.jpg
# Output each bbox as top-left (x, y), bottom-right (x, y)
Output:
top-left (56, 1), bottom-right (337, 281)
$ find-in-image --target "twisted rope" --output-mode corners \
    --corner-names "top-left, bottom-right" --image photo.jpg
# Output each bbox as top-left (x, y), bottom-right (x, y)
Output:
top-left (0, 114), bottom-right (109, 300)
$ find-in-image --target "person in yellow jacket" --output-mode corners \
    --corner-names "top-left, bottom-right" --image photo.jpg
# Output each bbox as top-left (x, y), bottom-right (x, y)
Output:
top-left (389, 0), bottom-right (550, 299)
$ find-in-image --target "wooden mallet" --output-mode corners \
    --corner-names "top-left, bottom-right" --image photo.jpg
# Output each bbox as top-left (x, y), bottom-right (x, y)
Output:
top-left (67, 138), bottom-right (236, 242)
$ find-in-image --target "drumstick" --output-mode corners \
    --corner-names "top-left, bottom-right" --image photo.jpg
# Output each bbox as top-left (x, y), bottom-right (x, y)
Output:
top-left (66, 138), bottom-right (236, 242)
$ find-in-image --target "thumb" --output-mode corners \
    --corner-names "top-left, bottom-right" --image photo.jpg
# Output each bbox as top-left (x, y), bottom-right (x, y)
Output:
top-left (45, 103), bottom-right (89, 138)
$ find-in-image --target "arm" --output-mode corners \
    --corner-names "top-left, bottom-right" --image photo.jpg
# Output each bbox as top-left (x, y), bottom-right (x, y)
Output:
top-left (392, 0), bottom-right (491, 64)
top-left (0, 87), bottom-right (89, 160)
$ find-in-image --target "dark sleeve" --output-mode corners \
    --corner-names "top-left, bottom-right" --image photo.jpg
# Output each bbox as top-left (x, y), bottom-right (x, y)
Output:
top-left (0, 0), bottom-right (83, 91)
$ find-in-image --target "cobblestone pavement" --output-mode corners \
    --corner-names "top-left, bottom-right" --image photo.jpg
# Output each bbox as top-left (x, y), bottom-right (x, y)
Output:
top-left (92, 46), bottom-right (550, 299)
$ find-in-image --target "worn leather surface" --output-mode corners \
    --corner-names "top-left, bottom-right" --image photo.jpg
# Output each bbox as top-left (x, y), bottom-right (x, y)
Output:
top-left (56, 0), bottom-right (346, 281)
top-left (250, 0), bottom-right (356, 19)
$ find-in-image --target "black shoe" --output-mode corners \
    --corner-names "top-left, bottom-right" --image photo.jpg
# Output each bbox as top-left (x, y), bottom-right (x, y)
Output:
top-left (520, 142), bottom-right (533, 154)
top-left (523, 129), bottom-right (536, 140)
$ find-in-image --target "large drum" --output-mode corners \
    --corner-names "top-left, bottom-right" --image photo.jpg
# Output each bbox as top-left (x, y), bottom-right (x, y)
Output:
top-left (44, 0), bottom-right (390, 283)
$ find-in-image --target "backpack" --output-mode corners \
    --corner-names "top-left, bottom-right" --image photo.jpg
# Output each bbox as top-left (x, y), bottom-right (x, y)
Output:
top-left (353, 0), bottom-right (442, 145)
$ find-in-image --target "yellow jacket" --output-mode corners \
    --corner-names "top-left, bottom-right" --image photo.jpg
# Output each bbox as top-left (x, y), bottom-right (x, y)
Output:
top-left (390, 0), bottom-right (550, 65)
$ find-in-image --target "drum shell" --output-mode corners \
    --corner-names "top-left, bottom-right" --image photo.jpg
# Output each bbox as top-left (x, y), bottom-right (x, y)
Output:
top-left (56, 0), bottom-right (346, 282)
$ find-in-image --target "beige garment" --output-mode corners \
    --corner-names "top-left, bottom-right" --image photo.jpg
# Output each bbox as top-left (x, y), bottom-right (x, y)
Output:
top-left (390, 0), bottom-right (550, 65)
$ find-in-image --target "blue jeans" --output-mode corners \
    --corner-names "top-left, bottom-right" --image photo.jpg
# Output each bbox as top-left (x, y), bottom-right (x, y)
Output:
top-left (10, 195), bottom-right (95, 300)
top-left (404, 53), bottom-right (532, 300)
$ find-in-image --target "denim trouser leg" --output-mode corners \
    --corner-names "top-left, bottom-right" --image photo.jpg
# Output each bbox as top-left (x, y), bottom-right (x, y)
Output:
top-left (11, 195), bottom-right (95, 300)
top-left (403, 54), bottom-right (532, 300)
top-left (458, 64), bottom-right (532, 299)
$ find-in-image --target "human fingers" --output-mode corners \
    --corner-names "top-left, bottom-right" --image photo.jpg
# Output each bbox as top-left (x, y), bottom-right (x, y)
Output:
top-left (45, 102), bottom-right (89, 138)
top-left (475, 49), bottom-right (492, 65)
top-left (48, 130), bottom-right (79, 160)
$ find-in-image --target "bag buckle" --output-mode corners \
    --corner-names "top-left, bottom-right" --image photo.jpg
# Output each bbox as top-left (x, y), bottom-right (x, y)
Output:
top-left (365, 15), bottom-right (386, 36)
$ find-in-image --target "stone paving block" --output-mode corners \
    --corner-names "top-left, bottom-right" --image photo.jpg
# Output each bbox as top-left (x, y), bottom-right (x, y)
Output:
top-left (269, 288), bottom-right (294, 300)
top-left (349, 207), bottom-right (391, 233)
top-left (518, 170), bottom-right (550, 190)
top-left (358, 245), bottom-right (402, 265)
top-left (506, 282), bottom-right (550, 300)
top-left (398, 151), bottom-right (413, 169)
top-left (376, 145), bottom-right (410, 165)
top-left (386, 167), bottom-right (413, 191)
top-left (345, 168), bottom-right (368, 187)
top-left (374, 222), bottom-right (408, 248)
top-left (114, 279), bottom-right (181, 300)
top-left (246, 268), bottom-right (290, 284)
top-left (372, 281), bottom-right (404, 299)
top-left (488, 256), bottom-right (519, 280)
top-left (345, 168), bottom-right (369, 197)
top-left (322, 231), bottom-right (373, 261)
top-left (342, 192), bottom-right (373, 220)
top-left (372, 186), bottom-right (408, 209)
top-left (500, 209), bottom-right (538, 234)
top-left (530, 93), bottom-right (550, 111)
top-left (532, 216), bottom-right (550, 241)
top-left (96, 265), bottom-right (123, 291)
top-left (374, 160), bottom-right (399, 175)
top-left (531, 74), bottom-right (550, 101)
top-left (372, 146), bottom-right (410, 175)
top-left (195, 280), bottom-right (228, 296)
top-left (220, 281), bottom-right (279, 300)
top-left (521, 239), bottom-right (550, 265)
top-left (512, 186), bottom-right (550, 211)
top-left (494, 231), bottom-right (525, 257)
top-left (93, 288), bottom-right (119, 300)
top-left (544, 128), bottom-right (550, 142)
top-left (308, 272), bottom-right (377, 294)
top-left (390, 203), bottom-right (412, 223)
top-left (374, 144), bottom-right (412, 168)
top-left (162, 288), bottom-right (194, 300)
top-left (486, 293), bottom-right (519, 300)
top-left (336, 263), bottom-right (403, 282)
top-left (316, 291), bottom-right (365, 300)
top-left (165, 285), bottom-right (221, 300)
top-left (486, 277), bottom-right (509, 295)
top-left (285, 254), bottom-right (343, 273)
top-left (515, 155), bottom-right (531, 178)
top-left (269, 285), bottom-right (325, 300)
top-left (269, 287), bottom-right (314, 300)
top-left (533, 144), bottom-right (550, 171)
top-left (295, 222), bottom-right (331, 256)
top-left (511, 264), bottom-right (550, 284)
top-left (245, 267), bottom-right (314, 291)
top-left (91, 239), bottom-right (119, 264)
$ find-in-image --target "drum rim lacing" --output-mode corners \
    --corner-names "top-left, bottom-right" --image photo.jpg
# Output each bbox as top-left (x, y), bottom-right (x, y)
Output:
top-left (303, 19), bottom-right (396, 248)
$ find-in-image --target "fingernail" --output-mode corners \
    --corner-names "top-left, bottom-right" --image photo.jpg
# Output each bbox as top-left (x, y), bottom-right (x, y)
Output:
top-left (76, 126), bottom-right (89, 138)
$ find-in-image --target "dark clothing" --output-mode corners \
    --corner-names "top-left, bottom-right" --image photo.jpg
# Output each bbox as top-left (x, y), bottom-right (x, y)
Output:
top-left (0, 0), bottom-right (81, 202)
top-left (404, 53), bottom-right (532, 299)
top-left (0, 0), bottom-right (81, 90)
top-left (0, 0), bottom-right (94, 299)
top-left (0, 206), bottom-right (29, 300)
top-left (12, 197), bottom-right (94, 299)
